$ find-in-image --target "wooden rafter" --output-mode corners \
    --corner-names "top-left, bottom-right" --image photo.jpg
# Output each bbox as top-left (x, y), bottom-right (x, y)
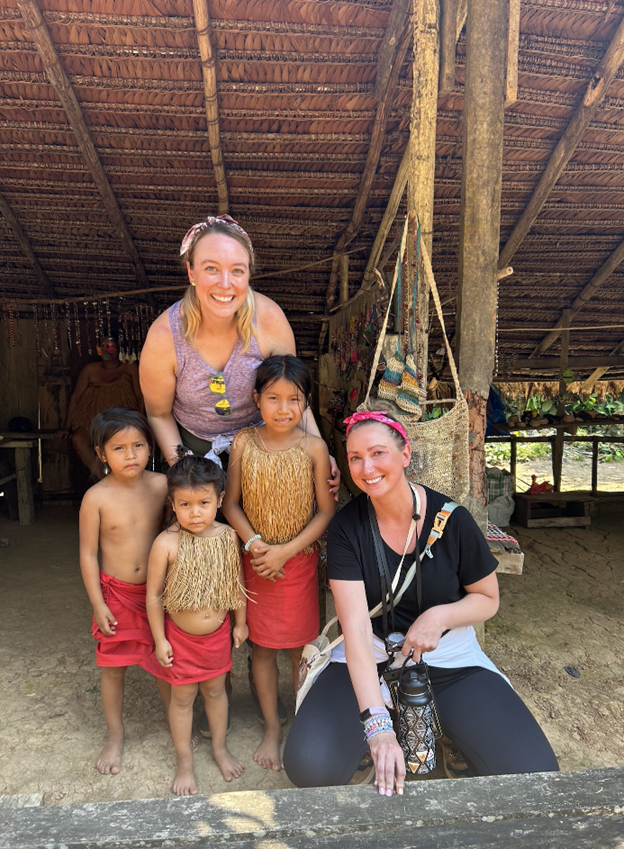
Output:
top-left (15, 0), bottom-right (150, 290)
top-left (439, 0), bottom-right (467, 94)
top-left (324, 0), bottom-right (411, 312)
top-left (0, 190), bottom-right (54, 297)
top-left (192, 0), bottom-right (228, 214)
top-left (498, 10), bottom-right (624, 270)
top-left (529, 234), bottom-right (624, 358)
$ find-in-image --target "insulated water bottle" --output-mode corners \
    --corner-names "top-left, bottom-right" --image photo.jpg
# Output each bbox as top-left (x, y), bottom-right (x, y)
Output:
top-left (397, 660), bottom-right (437, 774)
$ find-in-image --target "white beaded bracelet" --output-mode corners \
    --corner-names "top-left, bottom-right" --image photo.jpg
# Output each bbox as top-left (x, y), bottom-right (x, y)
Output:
top-left (244, 533), bottom-right (262, 551)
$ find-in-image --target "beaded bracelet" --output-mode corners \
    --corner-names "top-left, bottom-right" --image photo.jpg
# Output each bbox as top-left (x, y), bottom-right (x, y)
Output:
top-left (363, 715), bottom-right (394, 741)
top-left (244, 533), bottom-right (262, 551)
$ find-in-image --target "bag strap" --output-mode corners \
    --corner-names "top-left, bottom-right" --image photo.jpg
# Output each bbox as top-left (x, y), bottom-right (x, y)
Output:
top-left (422, 501), bottom-right (459, 559)
top-left (360, 214), bottom-right (463, 410)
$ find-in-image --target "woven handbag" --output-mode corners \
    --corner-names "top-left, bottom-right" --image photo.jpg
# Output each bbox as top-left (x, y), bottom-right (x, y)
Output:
top-left (358, 217), bottom-right (469, 504)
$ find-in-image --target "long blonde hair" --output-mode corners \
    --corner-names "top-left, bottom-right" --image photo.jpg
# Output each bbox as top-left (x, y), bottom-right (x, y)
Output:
top-left (180, 221), bottom-right (256, 352)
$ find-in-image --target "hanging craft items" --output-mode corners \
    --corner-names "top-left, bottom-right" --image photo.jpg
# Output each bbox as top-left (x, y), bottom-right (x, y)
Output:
top-left (73, 300), bottom-right (82, 357)
top-left (14, 302), bottom-right (22, 346)
top-left (64, 299), bottom-right (72, 350)
top-left (95, 299), bottom-right (104, 345)
top-left (51, 301), bottom-right (60, 355)
top-left (33, 303), bottom-right (41, 357)
top-left (378, 257), bottom-right (404, 402)
top-left (84, 301), bottom-right (93, 356)
top-left (104, 298), bottom-right (112, 340)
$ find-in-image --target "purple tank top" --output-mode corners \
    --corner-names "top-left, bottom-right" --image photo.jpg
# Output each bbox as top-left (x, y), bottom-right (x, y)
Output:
top-left (169, 300), bottom-right (264, 440)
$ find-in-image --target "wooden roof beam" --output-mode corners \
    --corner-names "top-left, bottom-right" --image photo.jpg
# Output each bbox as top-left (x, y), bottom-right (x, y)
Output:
top-left (0, 190), bottom-right (55, 297)
top-left (529, 234), bottom-right (624, 358)
top-left (324, 0), bottom-right (411, 312)
top-left (192, 0), bottom-right (228, 214)
top-left (16, 0), bottom-right (150, 290)
top-left (498, 10), bottom-right (624, 271)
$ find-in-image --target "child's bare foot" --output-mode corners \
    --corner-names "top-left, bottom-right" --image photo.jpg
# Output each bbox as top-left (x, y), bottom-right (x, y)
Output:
top-left (212, 745), bottom-right (244, 782)
top-left (253, 726), bottom-right (283, 771)
top-left (96, 729), bottom-right (124, 775)
top-left (172, 756), bottom-right (198, 796)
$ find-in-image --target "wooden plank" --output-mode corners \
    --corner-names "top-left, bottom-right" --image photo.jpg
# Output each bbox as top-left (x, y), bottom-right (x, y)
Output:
top-left (456, 0), bottom-right (508, 528)
top-left (494, 551), bottom-right (524, 574)
top-left (338, 254), bottom-right (349, 306)
top-left (439, 0), bottom-right (460, 94)
top-left (514, 492), bottom-right (595, 502)
top-left (498, 10), bottom-right (624, 270)
top-left (504, 0), bottom-right (520, 107)
top-left (515, 355), bottom-right (624, 369)
top-left (0, 473), bottom-right (17, 486)
top-left (552, 429), bottom-right (564, 492)
top-left (580, 337), bottom-right (624, 390)
top-left (524, 516), bottom-right (591, 528)
top-left (591, 436), bottom-right (598, 495)
top-left (0, 192), bottom-right (54, 297)
top-left (510, 435), bottom-right (517, 486)
top-left (0, 319), bottom-right (38, 433)
top-left (192, 0), bottom-right (228, 213)
top-left (16, 0), bottom-right (150, 289)
top-left (14, 445), bottom-right (34, 525)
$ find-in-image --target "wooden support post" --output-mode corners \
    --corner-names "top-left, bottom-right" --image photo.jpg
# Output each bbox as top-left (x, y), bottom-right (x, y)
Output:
top-left (505, 0), bottom-right (520, 107)
top-left (591, 436), bottom-right (599, 495)
top-left (14, 444), bottom-right (35, 526)
top-left (558, 308), bottom-right (571, 416)
top-left (552, 431), bottom-right (564, 493)
top-left (192, 0), bottom-right (228, 214)
top-left (339, 254), bottom-right (349, 306)
top-left (456, 0), bottom-right (507, 528)
top-left (409, 0), bottom-right (440, 390)
top-left (499, 10), bottom-right (624, 270)
top-left (510, 435), bottom-right (517, 489)
top-left (439, 0), bottom-right (460, 95)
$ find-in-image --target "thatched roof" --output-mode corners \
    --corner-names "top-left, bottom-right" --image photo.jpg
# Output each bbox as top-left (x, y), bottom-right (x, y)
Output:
top-left (1, 0), bottom-right (624, 372)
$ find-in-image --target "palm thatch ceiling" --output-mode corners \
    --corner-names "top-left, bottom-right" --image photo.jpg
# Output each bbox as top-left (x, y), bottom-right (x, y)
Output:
top-left (1, 0), bottom-right (624, 375)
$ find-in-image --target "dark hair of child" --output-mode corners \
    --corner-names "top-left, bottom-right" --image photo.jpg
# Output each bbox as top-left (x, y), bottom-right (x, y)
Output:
top-left (254, 354), bottom-right (312, 406)
top-left (90, 407), bottom-right (155, 480)
top-left (165, 452), bottom-right (227, 529)
top-left (347, 414), bottom-right (407, 451)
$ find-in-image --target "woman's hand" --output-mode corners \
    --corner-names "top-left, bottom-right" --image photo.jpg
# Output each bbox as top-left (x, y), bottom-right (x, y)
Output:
top-left (369, 730), bottom-right (405, 796)
top-left (250, 542), bottom-right (288, 580)
top-left (156, 639), bottom-right (174, 668)
top-left (327, 455), bottom-right (341, 500)
top-left (402, 607), bottom-right (447, 662)
top-left (93, 604), bottom-right (117, 636)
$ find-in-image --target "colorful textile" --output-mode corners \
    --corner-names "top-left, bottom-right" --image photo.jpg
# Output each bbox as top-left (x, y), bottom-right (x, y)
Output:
top-left (92, 572), bottom-right (153, 668)
top-left (141, 615), bottom-right (232, 685)
top-left (243, 550), bottom-right (320, 649)
top-left (486, 523), bottom-right (520, 547)
top-left (180, 214), bottom-right (253, 256)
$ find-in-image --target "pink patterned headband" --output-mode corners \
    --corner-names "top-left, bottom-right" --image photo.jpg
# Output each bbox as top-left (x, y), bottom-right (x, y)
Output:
top-left (180, 214), bottom-right (253, 257)
top-left (343, 411), bottom-right (409, 444)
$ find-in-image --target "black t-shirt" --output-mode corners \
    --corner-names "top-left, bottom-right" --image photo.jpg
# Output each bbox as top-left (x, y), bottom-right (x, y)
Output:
top-left (327, 486), bottom-right (498, 641)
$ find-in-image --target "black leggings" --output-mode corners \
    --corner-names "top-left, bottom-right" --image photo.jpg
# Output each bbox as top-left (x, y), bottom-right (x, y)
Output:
top-left (283, 662), bottom-right (559, 787)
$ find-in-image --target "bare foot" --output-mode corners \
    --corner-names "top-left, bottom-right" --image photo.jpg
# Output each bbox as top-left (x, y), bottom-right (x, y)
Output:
top-left (172, 757), bottom-right (198, 796)
top-left (96, 729), bottom-right (124, 775)
top-left (212, 745), bottom-right (244, 782)
top-left (253, 726), bottom-right (283, 771)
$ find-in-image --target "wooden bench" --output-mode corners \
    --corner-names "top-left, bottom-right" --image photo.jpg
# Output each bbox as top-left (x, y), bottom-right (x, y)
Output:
top-left (513, 491), bottom-right (595, 528)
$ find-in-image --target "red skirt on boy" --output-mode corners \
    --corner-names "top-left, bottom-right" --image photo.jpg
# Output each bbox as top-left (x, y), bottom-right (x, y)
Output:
top-left (92, 571), bottom-right (154, 667)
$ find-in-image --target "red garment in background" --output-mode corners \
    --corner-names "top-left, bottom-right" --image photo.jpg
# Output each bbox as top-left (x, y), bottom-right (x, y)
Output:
top-left (243, 549), bottom-right (320, 649)
top-left (92, 571), bottom-right (154, 667)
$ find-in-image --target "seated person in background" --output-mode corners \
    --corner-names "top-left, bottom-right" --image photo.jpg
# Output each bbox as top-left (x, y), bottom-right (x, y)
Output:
top-left (56, 337), bottom-right (143, 475)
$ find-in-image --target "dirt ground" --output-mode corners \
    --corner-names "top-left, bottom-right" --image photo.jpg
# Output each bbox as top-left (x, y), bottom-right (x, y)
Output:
top-left (515, 456), bottom-right (624, 492)
top-left (1, 499), bottom-right (623, 806)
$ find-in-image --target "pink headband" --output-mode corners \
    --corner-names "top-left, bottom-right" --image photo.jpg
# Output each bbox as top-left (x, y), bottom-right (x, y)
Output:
top-left (343, 411), bottom-right (409, 444)
top-left (180, 214), bottom-right (253, 257)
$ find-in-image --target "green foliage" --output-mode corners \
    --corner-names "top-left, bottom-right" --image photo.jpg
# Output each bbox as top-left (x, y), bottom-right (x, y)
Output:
top-left (485, 442), bottom-right (551, 466)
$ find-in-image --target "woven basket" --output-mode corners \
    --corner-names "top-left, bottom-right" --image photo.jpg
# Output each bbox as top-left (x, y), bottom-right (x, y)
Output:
top-left (359, 218), bottom-right (469, 504)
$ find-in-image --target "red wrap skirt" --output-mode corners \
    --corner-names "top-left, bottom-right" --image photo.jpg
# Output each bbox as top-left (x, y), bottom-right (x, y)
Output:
top-left (92, 572), bottom-right (154, 668)
top-left (243, 549), bottom-right (320, 649)
top-left (141, 615), bottom-right (232, 686)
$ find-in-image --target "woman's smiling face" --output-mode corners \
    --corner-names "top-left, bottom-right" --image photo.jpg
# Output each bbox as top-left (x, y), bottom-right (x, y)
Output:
top-left (187, 232), bottom-right (250, 319)
top-left (346, 422), bottom-right (411, 498)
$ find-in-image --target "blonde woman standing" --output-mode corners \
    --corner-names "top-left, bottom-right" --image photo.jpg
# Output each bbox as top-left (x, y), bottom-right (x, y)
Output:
top-left (140, 214), bottom-right (339, 485)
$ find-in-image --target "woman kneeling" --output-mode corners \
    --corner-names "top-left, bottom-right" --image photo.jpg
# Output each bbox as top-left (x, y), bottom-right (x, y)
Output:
top-left (283, 411), bottom-right (558, 795)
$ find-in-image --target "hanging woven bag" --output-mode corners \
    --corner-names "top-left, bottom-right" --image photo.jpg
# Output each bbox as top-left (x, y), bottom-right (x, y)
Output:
top-left (358, 215), bottom-right (469, 504)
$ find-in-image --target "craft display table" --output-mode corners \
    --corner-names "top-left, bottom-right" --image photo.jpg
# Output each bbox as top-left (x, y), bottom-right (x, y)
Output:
top-left (512, 491), bottom-right (595, 529)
